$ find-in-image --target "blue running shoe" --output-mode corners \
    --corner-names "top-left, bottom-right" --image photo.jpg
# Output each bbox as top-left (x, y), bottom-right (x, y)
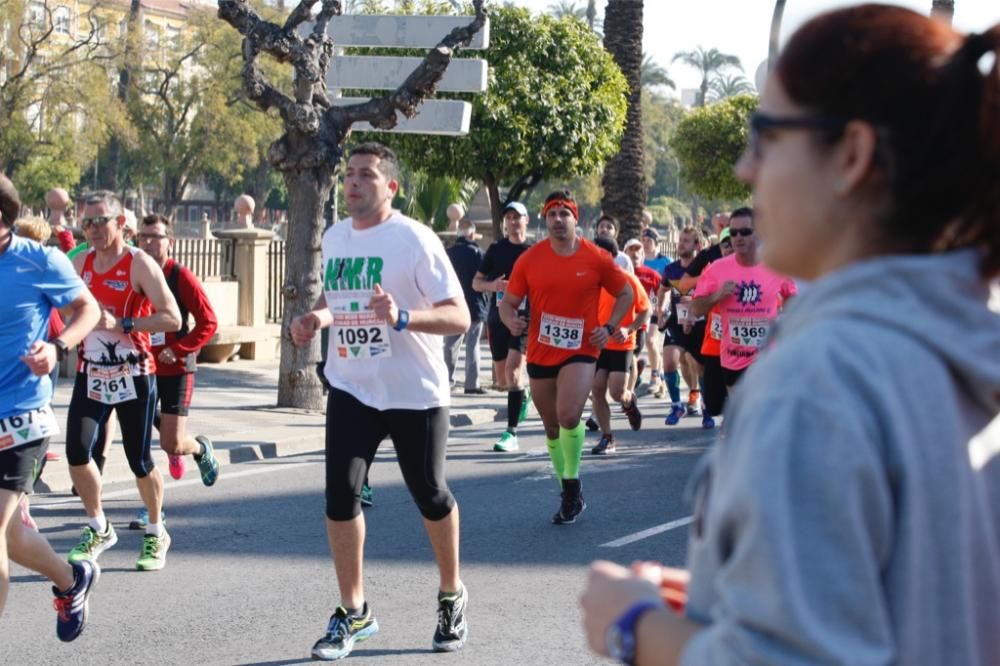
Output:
top-left (702, 414), bottom-right (716, 429)
top-left (665, 404), bottom-right (685, 426)
top-left (53, 559), bottom-right (100, 642)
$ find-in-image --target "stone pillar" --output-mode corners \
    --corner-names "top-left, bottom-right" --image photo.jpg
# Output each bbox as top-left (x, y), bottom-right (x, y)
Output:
top-left (212, 229), bottom-right (274, 327)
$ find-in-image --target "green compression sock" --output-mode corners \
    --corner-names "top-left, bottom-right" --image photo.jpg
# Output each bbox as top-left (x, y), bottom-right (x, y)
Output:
top-left (559, 422), bottom-right (586, 479)
top-left (546, 437), bottom-right (564, 483)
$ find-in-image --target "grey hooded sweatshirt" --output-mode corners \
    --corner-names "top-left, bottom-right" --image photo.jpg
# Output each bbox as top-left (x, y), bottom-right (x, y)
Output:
top-left (681, 250), bottom-right (1000, 665)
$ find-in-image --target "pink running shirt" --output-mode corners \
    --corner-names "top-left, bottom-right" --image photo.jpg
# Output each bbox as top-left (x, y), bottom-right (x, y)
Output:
top-left (693, 254), bottom-right (797, 370)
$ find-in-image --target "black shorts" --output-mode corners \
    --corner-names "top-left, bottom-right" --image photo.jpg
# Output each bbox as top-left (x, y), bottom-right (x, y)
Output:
top-left (526, 355), bottom-right (596, 380)
top-left (0, 438), bottom-right (47, 494)
top-left (325, 388), bottom-right (455, 522)
top-left (596, 349), bottom-right (633, 373)
top-left (157, 373), bottom-right (195, 416)
top-left (723, 366), bottom-right (747, 387)
top-left (487, 315), bottom-right (526, 362)
top-left (634, 330), bottom-right (647, 353)
top-left (65, 372), bottom-right (158, 479)
top-left (680, 320), bottom-right (706, 363)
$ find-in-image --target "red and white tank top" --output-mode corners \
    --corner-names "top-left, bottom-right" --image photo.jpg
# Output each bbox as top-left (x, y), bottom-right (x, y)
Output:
top-left (79, 248), bottom-right (155, 376)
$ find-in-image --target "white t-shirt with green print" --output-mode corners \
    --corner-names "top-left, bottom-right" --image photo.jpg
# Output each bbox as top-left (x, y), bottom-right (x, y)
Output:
top-left (321, 212), bottom-right (463, 410)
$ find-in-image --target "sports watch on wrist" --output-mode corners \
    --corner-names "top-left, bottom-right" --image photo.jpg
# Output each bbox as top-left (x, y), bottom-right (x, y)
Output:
top-left (604, 323), bottom-right (616, 336)
top-left (393, 309), bottom-right (410, 331)
top-left (605, 600), bottom-right (662, 665)
top-left (52, 338), bottom-right (69, 362)
top-left (121, 317), bottom-right (135, 334)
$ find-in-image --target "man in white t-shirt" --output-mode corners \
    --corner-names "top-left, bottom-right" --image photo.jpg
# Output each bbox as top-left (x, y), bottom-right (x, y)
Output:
top-left (291, 143), bottom-right (471, 661)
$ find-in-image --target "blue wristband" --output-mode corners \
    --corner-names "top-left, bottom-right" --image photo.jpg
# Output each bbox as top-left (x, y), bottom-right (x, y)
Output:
top-left (392, 309), bottom-right (410, 331)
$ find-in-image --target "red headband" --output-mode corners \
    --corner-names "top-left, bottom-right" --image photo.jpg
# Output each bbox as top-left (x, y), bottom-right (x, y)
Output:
top-left (542, 198), bottom-right (579, 221)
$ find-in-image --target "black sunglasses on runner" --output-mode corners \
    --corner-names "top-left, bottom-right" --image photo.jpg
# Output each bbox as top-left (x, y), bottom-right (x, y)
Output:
top-left (748, 112), bottom-right (848, 158)
top-left (81, 215), bottom-right (115, 229)
top-left (729, 228), bottom-right (754, 237)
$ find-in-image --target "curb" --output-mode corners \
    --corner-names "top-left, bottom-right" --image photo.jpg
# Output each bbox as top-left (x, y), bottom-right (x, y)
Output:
top-left (35, 405), bottom-right (507, 495)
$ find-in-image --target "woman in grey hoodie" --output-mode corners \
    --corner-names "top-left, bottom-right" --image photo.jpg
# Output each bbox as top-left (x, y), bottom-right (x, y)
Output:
top-left (581, 5), bottom-right (1000, 665)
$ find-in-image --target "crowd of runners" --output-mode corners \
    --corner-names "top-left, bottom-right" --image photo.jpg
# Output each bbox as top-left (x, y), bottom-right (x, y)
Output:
top-left (1, 3), bottom-right (999, 665)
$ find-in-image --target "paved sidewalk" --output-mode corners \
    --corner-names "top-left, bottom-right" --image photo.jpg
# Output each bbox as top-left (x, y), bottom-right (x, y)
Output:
top-left (36, 340), bottom-right (518, 493)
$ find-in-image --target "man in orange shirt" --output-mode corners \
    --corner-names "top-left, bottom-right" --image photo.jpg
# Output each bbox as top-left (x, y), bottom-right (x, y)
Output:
top-left (500, 190), bottom-right (633, 525)
top-left (589, 236), bottom-right (651, 455)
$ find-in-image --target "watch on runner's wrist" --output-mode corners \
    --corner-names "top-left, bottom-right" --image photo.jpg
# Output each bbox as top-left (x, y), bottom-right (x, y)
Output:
top-left (121, 317), bottom-right (135, 334)
top-left (393, 309), bottom-right (410, 331)
top-left (52, 338), bottom-right (69, 362)
top-left (604, 323), bottom-right (616, 336)
top-left (606, 600), bottom-right (662, 665)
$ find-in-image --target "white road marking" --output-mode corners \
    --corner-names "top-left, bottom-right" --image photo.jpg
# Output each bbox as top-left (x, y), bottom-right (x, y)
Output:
top-left (31, 460), bottom-right (318, 509)
top-left (599, 516), bottom-right (694, 548)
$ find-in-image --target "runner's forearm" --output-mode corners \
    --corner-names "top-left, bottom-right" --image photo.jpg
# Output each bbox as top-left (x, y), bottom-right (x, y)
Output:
top-left (170, 274), bottom-right (219, 356)
top-left (689, 296), bottom-right (713, 318)
top-left (405, 302), bottom-right (470, 336)
top-left (57, 293), bottom-right (100, 349)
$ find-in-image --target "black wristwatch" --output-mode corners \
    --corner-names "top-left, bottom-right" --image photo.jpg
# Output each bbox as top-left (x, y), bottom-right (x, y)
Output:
top-left (122, 317), bottom-right (135, 334)
top-left (393, 309), bottom-right (410, 331)
top-left (52, 338), bottom-right (69, 362)
top-left (603, 323), bottom-right (616, 336)
top-left (606, 600), bottom-right (662, 665)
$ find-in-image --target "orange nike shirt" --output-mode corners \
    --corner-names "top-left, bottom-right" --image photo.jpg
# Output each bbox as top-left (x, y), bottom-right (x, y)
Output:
top-left (599, 271), bottom-right (650, 351)
top-left (507, 238), bottom-right (628, 366)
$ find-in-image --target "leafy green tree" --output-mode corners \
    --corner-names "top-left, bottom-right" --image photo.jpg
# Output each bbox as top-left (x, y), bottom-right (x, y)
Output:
top-left (368, 6), bottom-right (627, 237)
top-left (124, 7), bottom-right (270, 216)
top-left (0, 0), bottom-right (125, 195)
top-left (642, 91), bottom-right (685, 200)
top-left (671, 94), bottom-right (757, 201)
top-left (671, 45), bottom-right (742, 107)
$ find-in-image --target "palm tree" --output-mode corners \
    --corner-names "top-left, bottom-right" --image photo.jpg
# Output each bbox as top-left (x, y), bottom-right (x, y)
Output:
top-left (600, 0), bottom-right (645, 241)
top-left (931, 0), bottom-right (955, 24)
top-left (707, 73), bottom-right (754, 101)
top-left (672, 46), bottom-right (742, 107)
top-left (548, 0), bottom-right (586, 20)
top-left (641, 53), bottom-right (675, 90)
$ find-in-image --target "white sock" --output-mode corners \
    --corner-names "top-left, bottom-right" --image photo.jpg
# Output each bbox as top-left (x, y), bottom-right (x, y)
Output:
top-left (146, 521), bottom-right (164, 537)
top-left (89, 514), bottom-right (108, 534)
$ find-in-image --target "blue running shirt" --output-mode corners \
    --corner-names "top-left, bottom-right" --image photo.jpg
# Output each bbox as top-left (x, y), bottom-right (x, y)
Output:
top-left (0, 234), bottom-right (84, 418)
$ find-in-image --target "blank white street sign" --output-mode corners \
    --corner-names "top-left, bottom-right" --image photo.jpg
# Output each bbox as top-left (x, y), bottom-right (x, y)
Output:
top-left (325, 14), bottom-right (490, 50)
top-left (328, 55), bottom-right (487, 92)
top-left (333, 97), bottom-right (472, 136)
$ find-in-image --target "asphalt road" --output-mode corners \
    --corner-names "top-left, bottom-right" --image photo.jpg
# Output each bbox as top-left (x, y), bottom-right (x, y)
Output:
top-left (6, 399), bottom-right (714, 666)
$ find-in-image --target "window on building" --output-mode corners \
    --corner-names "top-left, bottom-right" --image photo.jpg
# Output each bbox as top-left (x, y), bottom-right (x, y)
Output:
top-left (145, 20), bottom-right (160, 49)
top-left (166, 25), bottom-right (181, 49)
top-left (53, 6), bottom-right (71, 34)
top-left (28, 2), bottom-right (46, 28)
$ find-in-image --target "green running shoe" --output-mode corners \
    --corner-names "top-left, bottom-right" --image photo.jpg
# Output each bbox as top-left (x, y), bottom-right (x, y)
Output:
top-left (194, 435), bottom-right (219, 487)
top-left (493, 431), bottom-right (519, 452)
top-left (360, 483), bottom-right (374, 508)
top-left (136, 530), bottom-right (171, 571)
top-left (68, 525), bottom-right (118, 564)
top-left (518, 388), bottom-right (531, 424)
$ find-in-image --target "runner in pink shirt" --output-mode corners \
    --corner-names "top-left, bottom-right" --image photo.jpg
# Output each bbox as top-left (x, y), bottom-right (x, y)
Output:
top-left (691, 208), bottom-right (795, 387)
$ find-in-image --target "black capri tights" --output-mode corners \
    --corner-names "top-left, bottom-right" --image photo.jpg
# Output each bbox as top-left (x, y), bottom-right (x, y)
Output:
top-left (325, 387), bottom-right (456, 522)
top-left (65, 372), bottom-right (158, 479)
